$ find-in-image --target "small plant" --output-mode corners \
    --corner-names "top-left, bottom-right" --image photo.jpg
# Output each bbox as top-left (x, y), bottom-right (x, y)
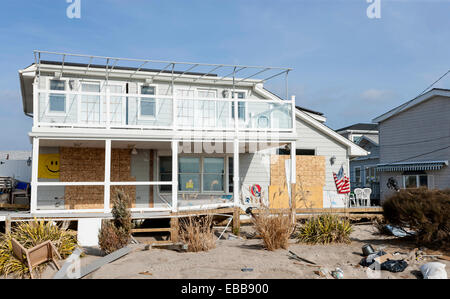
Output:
top-left (179, 215), bottom-right (215, 252)
top-left (99, 189), bottom-right (133, 254)
top-left (297, 214), bottom-right (353, 245)
top-left (252, 210), bottom-right (295, 251)
top-left (0, 219), bottom-right (78, 278)
top-left (383, 188), bottom-right (450, 249)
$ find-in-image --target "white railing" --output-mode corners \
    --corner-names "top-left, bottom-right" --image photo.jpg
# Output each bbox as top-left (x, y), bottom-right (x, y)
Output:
top-left (34, 87), bottom-right (295, 133)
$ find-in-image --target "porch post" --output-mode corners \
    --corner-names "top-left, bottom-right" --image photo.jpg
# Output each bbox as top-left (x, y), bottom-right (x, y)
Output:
top-left (30, 137), bottom-right (39, 213)
top-left (172, 140), bottom-right (178, 212)
top-left (290, 141), bottom-right (297, 220)
top-left (104, 139), bottom-right (111, 212)
top-left (233, 139), bottom-right (240, 207)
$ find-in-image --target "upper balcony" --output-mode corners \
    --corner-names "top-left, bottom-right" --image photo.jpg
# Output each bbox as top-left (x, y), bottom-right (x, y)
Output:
top-left (20, 51), bottom-right (296, 138)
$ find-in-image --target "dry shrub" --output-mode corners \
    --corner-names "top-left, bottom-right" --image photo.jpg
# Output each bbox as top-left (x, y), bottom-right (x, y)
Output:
top-left (0, 219), bottom-right (78, 278)
top-left (179, 215), bottom-right (215, 252)
top-left (297, 214), bottom-right (353, 245)
top-left (382, 188), bottom-right (450, 249)
top-left (252, 210), bottom-right (295, 251)
top-left (98, 190), bottom-right (132, 254)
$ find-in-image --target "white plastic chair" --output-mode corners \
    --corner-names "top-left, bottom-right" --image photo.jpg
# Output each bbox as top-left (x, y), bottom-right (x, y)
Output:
top-left (354, 188), bottom-right (363, 207)
top-left (362, 188), bottom-right (372, 207)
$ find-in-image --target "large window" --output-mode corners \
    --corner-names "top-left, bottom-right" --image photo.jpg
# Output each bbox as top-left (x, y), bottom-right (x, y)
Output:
top-left (203, 158), bottom-right (224, 192)
top-left (403, 174), bottom-right (428, 189)
top-left (159, 156), bottom-right (226, 193)
top-left (140, 85), bottom-right (156, 117)
top-left (49, 80), bottom-right (66, 113)
top-left (179, 157), bottom-right (201, 192)
top-left (365, 166), bottom-right (378, 185)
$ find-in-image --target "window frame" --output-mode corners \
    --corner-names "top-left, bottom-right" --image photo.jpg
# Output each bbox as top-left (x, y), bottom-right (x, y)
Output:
top-left (230, 90), bottom-right (247, 122)
top-left (354, 166), bottom-right (361, 183)
top-left (403, 174), bottom-right (428, 189)
top-left (47, 78), bottom-right (67, 115)
top-left (138, 84), bottom-right (157, 120)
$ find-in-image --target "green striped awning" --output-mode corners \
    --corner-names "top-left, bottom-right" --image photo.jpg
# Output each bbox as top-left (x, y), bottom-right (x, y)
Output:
top-left (377, 160), bottom-right (448, 172)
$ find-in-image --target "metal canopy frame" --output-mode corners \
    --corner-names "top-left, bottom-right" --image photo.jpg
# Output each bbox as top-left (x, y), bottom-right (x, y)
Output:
top-left (33, 50), bottom-right (293, 97)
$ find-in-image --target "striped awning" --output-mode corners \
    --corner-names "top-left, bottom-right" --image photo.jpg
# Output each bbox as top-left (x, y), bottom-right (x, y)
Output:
top-left (377, 160), bottom-right (448, 172)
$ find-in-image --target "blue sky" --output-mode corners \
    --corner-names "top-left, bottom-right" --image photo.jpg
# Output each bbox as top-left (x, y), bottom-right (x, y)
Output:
top-left (0, 0), bottom-right (449, 150)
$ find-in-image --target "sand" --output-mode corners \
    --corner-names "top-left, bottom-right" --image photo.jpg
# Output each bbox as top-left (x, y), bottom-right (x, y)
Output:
top-left (41, 224), bottom-right (449, 279)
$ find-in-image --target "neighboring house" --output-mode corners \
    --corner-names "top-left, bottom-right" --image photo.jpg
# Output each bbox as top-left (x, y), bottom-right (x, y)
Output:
top-left (373, 88), bottom-right (450, 201)
top-left (17, 51), bottom-right (367, 219)
top-left (0, 151), bottom-right (32, 182)
top-left (337, 123), bottom-right (380, 202)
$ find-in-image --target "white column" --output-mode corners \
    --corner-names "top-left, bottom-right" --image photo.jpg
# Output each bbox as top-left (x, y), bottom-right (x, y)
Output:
top-left (32, 80), bottom-right (38, 128)
top-left (290, 141), bottom-right (296, 184)
top-left (171, 140), bottom-right (179, 212)
top-left (233, 139), bottom-right (240, 207)
top-left (172, 91), bottom-right (177, 131)
top-left (30, 137), bottom-right (39, 213)
top-left (104, 139), bottom-right (111, 212)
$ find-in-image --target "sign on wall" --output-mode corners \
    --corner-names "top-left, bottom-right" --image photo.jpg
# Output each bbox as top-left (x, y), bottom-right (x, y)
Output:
top-left (38, 154), bottom-right (60, 179)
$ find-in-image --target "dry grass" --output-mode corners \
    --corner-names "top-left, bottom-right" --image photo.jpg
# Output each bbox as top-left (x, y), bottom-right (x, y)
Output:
top-left (297, 214), bottom-right (353, 245)
top-left (179, 215), bottom-right (216, 252)
top-left (252, 210), bottom-right (295, 251)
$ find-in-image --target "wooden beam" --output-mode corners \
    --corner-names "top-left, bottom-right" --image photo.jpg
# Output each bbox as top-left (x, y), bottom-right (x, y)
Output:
top-left (170, 217), bottom-right (179, 243)
top-left (0, 203), bottom-right (30, 210)
top-left (232, 207), bottom-right (240, 235)
top-left (131, 228), bottom-right (171, 233)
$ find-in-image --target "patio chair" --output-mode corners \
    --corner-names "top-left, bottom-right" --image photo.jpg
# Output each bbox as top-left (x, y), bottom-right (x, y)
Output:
top-left (354, 188), bottom-right (363, 207)
top-left (362, 188), bottom-right (372, 207)
top-left (349, 193), bottom-right (357, 207)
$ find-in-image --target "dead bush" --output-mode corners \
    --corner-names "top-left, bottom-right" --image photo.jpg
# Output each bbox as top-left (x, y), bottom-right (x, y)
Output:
top-left (98, 190), bottom-right (133, 254)
top-left (252, 210), bottom-right (295, 251)
top-left (382, 188), bottom-right (450, 249)
top-left (297, 214), bottom-right (353, 245)
top-left (179, 215), bottom-right (215, 252)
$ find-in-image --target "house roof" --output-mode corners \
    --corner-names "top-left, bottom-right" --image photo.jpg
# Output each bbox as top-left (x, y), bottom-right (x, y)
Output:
top-left (373, 88), bottom-right (450, 123)
top-left (377, 160), bottom-right (448, 172)
top-left (336, 123), bottom-right (378, 132)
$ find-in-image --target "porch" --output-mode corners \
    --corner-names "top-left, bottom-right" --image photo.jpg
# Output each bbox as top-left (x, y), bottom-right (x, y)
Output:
top-left (30, 137), bottom-right (297, 215)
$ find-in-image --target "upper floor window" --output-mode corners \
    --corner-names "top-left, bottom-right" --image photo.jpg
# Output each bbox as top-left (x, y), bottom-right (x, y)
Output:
top-left (140, 85), bottom-right (156, 117)
top-left (231, 91), bottom-right (246, 121)
top-left (49, 80), bottom-right (66, 113)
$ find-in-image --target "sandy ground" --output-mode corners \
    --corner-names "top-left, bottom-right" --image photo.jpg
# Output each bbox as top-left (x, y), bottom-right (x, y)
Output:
top-left (41, 224), bottom-right (449, 279)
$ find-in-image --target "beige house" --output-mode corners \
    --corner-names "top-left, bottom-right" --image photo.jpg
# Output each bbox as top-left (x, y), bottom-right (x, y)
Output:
top-left (373, 88), bottom-right (450, 201)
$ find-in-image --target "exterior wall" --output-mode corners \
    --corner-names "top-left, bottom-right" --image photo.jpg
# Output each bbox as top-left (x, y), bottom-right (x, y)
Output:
top-left (379, 96), bottom-right (450, 200)
top-left (295, 117), bottom-right (349, 207)
top-left (239, 153), bottom-right (271, 205)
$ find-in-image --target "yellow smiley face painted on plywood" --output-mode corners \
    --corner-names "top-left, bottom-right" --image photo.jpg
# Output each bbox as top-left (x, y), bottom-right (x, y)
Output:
top-left (38, 154), bottom-right (60, 179)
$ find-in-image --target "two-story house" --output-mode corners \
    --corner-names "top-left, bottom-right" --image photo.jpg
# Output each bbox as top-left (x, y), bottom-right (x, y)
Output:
top-left (337, 123), bottom-right (380, 202)
top-left (373, 88), bottom-right (450, 201)
top-left (15, 51), bottom-right (367, 243)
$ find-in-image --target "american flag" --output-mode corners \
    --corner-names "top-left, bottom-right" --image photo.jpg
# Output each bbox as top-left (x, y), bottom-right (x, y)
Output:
top-left (333, 165), bottom-right (350, 194)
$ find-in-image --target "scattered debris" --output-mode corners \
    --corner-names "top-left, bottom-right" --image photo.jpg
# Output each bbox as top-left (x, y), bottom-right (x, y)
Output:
top-left (360, 251), bottom-right (408, 273)
top-left (241, 268), bottom-right (253, 272)
top-left (53, 248), bottom-right (83, 279)
top-left (362, 244), bottom-right (376, 256)
top-left (148, 242), bottom-right (188, 252)
top-left (331, 268), bottom-right (344, 279)
top-left (288, 250), bottom-right (317, 265)
top-left (384, 224), bottom-right (415, 238)
top-left (77, 246), bottom-right (132, 279)
top-left (139, 271), bottom-right (153, 276)
top-left (420, 262), bottom-right (447, 279)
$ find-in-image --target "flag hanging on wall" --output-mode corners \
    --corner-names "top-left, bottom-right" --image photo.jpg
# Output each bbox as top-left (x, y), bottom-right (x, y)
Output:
top-left (333, 165), bottom-right (350, 194)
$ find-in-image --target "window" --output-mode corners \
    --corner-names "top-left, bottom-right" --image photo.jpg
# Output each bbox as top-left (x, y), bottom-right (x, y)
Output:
top-left (352, 135), bottom-right (362, 143)
top-left (365, 166), bottom-right (378, 185)
top-left (49, 80), bottom-right (66, 113)
top-left (159, 157), bottom-right (172, 192)
top-left (203, 158), bottom-right (224, 191)
top-left (403, 173), bottom-right (428, 189)
top-left (80, 82), bottom-right (101, 123)
top-left (276, 148), bottom-right (315, 156)
top-left (231, 91), bottom-right (246, 121)
top-left (354, 167), bottom-right (361, 183)
top-left (179, 157), bottom-right (200, 192)
top-left (159, 156), bottom-right (226, 193)
top-left (228, 157), bottom-right (234, 193)
top-left (140, 85), bottom-right (156, 117)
